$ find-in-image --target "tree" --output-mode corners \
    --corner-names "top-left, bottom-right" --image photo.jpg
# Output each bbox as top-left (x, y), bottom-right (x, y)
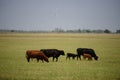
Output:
top-left (116, 30), bottom-right (120, 33)
top-left (77, 29), bottom-right (81, 33)
top-left (104, 29), bottom-right (111, 33)
top-left (11, 30), bottom-right (15, 32)
top-left (53, 28), bottom-right (64, 32)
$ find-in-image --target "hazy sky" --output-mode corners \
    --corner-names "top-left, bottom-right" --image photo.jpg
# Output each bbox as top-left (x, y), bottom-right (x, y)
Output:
top-left (0, 0), bottom-right (120, 32)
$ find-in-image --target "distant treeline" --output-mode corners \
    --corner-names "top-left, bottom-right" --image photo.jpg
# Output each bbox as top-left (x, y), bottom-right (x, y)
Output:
top-left (0, 29), bottom-right (120, 33)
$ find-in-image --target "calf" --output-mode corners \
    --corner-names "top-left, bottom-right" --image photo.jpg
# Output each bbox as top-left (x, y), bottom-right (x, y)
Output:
top-left (66, 53), bottom-right (78, 60)
top-left (83, 53), bottom-right (92, 60)
top-left (77, 48), bottom-right (98, 60)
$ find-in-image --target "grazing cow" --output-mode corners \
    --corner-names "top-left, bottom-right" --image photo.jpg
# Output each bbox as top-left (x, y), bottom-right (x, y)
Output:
top-left (77, 48), bottom-right (98, 60)
top-left (40, 49), bottom-right (65, 62)
top-left (83, 53), bottom-right (92, 60)
top-left (66, 53), bottom-right (78, 60)
top-left (26, 50), bottom-right (49, 63)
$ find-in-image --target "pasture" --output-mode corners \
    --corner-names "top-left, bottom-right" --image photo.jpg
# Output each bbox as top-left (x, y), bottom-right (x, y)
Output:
top-left (0, 33), bottom-right (120, 80)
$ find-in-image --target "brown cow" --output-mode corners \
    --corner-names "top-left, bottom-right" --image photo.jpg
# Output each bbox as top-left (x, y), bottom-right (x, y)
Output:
top-left (26, 50), bottom-right (49, 63)
top-left (83, 53), bottom-right (92, 60)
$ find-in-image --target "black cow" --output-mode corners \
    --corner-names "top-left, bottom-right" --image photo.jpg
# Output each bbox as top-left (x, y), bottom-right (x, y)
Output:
top-left (77, 48), bottom-right (98, 60)
top-left (66, 53), bottom-right (78, 60)
top-left (40, 49), bottom-right (65, 62)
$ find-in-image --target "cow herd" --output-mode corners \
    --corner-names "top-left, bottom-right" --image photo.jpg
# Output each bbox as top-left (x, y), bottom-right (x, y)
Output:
top-left (26, 48), bottom-right (99, 63)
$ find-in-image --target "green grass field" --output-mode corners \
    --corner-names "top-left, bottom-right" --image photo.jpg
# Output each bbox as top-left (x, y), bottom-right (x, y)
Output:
top-left (0, 33), bottom-right (120, 80)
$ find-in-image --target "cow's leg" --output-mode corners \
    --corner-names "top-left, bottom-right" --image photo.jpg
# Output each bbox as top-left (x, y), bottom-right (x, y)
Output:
top-left (56, 57), bottom-right (58, 62)
top-left (77, 56), bottom-right (79, 60)
top-left (37, 58), bottom-right (39, 62)
top-left (26, 55), bottom-right (30, 62)
top-left (66, 56), bottom-right (68, 60)
top-left (72, 57), bottom-right (75, 60)
top-left (53, 57), bottom-right (55, 62)
top-left (77, 55), bottom-right (81, 60)
top-left (75, 56), bottom-right (77, 60)
top-left (40, 58), bottom-right (44, 62)
top-left (69, 57), bottom-right (70, 60)
top-left (80, 55), bottom-right (82, 60)
top-left (27, 57), bottom-right (30, 62)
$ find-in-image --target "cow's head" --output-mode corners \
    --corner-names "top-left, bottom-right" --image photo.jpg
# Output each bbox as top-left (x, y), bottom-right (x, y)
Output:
top-left (59, 50), bottom-right (65, 55)
top-left (44, 57), bottom-right (49, 63)
top-left (94, 56), bottom-right (98, 60)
